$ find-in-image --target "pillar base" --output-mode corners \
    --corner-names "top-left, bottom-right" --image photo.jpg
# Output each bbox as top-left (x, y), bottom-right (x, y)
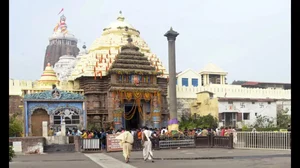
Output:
top-left (168, 118), bottom-right (179, 131)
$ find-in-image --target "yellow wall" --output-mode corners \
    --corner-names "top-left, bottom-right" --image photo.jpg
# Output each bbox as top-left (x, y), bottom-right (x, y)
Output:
top-left (191, 92), bottom-right (219, 119)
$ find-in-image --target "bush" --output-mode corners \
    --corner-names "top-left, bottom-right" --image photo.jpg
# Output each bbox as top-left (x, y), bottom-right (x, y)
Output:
top-left (179, 114), bottom-right (218, 130)
top-left (9, 146), bottom-right (15, 162)
top-left (242, 125), bottom-right (251, 131)
top-left (9, 114), bottom-right (23, 137)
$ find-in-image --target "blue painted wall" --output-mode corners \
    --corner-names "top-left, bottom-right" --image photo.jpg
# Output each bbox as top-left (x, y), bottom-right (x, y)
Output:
top-left (25, 101), bottom-right (85, 136)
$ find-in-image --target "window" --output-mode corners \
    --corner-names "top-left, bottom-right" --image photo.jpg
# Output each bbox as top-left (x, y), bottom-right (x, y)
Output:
top-left (182, 78), bottom-right (188, 86)
top-left (268, 102), bottom-right (271, 104)
top-left (243, 113), bottom-right (250, 120)
top-left (53, 109), bottom-right (80, 125)
top-left (192, 78), bottom-right (198, 87)
top-left (252, 102), bottom-right (255, 104)
top-left (176, 78), bottom-right (178, 85)
top-left (228, 101), bottom-right (233, 104)
top-left (255, 113), bottom-right (257, 116)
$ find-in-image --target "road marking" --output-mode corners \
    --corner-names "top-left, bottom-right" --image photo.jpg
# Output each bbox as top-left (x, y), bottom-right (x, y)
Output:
top-left (85, 153), bottom-right (137, 168)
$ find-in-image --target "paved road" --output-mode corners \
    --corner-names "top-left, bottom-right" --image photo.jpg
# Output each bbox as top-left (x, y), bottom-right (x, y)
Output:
top-left (10, 149), bottom-right (291, 168)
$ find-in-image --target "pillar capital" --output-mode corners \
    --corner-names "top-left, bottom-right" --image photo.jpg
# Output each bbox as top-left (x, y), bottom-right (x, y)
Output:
top-left (164, 27), bottom-right (179, 41)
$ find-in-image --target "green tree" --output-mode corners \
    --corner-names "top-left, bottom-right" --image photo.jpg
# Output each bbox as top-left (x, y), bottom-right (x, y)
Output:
top-left (9, 113), bottom-right (23, 137)
top-left (277, 108), bottom-right (291, 128)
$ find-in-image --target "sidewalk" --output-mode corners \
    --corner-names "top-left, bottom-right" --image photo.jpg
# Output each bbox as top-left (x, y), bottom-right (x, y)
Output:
top-left (9, 153), bottom-right (102, 168)
top-left (106, 148), bottom-right (291, 160)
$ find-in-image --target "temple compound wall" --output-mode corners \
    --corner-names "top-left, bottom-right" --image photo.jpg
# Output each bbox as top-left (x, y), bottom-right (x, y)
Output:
top-left (24, 88), bottom-right (85, 136)
top-left (174, 84), bottom-right (291, 99)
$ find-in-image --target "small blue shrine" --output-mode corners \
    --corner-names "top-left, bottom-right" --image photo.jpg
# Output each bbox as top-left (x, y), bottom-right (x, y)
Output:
top-left (24, 87), bottom-right (86, 136)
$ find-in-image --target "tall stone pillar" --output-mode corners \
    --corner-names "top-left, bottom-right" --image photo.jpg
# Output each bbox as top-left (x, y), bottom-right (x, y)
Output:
top-left (164, 27), bottom-right (179, 130)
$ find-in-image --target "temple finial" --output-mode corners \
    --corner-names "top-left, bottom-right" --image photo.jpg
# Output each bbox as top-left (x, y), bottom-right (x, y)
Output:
top-left (117, 11), bottom-right (125, 21)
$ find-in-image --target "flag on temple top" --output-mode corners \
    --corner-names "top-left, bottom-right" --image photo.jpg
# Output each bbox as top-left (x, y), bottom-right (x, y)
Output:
top-left (58, 8), bottom-right (64, 15)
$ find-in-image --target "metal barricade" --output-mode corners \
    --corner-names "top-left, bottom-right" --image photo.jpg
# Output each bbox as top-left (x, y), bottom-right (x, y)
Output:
top-left (81, 138), bottom-right (101, 151)
top-left (234, 132), bottom-right (291, 150)
top-left (159, 139), bottom-right (195, 149)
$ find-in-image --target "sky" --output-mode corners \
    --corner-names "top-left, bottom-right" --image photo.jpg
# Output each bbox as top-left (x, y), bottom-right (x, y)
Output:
top-left (9, 0), bottom-right (291, 83)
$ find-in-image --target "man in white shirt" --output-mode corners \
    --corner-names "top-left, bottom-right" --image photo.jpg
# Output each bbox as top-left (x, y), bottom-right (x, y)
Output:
top-left (160, 127), bottom-right (167, 135)
top-left (142, 126), bottom-right (154, 162)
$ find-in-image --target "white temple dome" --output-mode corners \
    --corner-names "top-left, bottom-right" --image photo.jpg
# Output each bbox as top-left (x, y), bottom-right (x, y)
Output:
top-left (53, 54), bottom-right (77, 81)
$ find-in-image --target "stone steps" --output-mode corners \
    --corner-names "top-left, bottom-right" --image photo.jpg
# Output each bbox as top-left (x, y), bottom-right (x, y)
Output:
top-left (44, 144), bottom-right (75, 153)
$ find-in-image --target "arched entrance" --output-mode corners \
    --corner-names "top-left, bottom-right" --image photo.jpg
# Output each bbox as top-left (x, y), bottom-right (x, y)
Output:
top-left (31, 109), bottom-right (49, 136)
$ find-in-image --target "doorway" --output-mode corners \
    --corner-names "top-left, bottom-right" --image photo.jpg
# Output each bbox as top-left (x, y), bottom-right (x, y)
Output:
top-left (31, 109), bottom-right (49, 136)
top-left (124, 104), bottom-right (140, 130)
top-left (224, 113), bottom-right (236, 127)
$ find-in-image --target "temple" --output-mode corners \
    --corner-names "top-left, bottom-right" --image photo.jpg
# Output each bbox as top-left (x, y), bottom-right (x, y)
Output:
top-left (69, 12), bottom-right (169, 129)
top-left (43, 14), bottom-right (80, 69)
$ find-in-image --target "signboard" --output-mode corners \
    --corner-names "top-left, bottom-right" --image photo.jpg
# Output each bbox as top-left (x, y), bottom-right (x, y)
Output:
top-left (106, 134), bottom-right (122, 152)
top-left (279, 129), bottom-right (288, 132)
top-left (13, 141), bottom-right (22, 153)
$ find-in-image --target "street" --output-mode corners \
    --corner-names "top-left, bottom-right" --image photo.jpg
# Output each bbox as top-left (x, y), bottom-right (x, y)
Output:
top-left (10, 149), bottom-right (291, 168)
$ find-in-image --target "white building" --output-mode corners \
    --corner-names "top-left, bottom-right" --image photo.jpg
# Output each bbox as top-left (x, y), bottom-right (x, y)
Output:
top-left (172, 63), bottom-right (291, 121)
top-left (176, 69), bottom-right (202, 87)
top-left (218, 98), bottom-right (277, 128)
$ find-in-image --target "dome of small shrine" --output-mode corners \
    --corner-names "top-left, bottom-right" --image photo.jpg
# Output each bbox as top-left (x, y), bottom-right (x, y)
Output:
top-left (39, 63), bottom-right (59, 82)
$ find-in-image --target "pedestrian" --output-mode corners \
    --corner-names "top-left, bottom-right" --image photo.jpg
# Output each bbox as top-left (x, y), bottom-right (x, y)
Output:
top-left (142, 126), bottom-right (154, 163)
top-left (116, 127), bottom-right (134, 163)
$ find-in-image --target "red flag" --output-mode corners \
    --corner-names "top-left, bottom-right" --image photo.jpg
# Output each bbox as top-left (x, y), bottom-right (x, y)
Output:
top-left (58, 8), bottom-right (64, 15)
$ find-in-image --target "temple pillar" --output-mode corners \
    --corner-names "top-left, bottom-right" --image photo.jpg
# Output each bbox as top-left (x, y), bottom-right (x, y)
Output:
top-left (152, 111), bottom-right (161, 129)
top-left (221, 75), bottom-right (225, 84)
top-left (61, 119), bottom-right (66, 136)
top-left (164, 27), bottom-right (179, 129)
top-left (207, 74), bottom-right (210, 84)
top-left (42, 121), bottom-right (48, 137)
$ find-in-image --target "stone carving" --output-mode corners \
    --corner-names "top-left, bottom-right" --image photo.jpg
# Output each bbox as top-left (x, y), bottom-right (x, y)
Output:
top-left (24, 88), bottom-right (84, 100)
top-left (29, 105), bottom-right (49, 115)
top-left (51, 89), bottom-right (61, 99)
top-left (52, 106), bottom-right (82, 115)
top-left (53, 54), bottom-right (77, 81)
